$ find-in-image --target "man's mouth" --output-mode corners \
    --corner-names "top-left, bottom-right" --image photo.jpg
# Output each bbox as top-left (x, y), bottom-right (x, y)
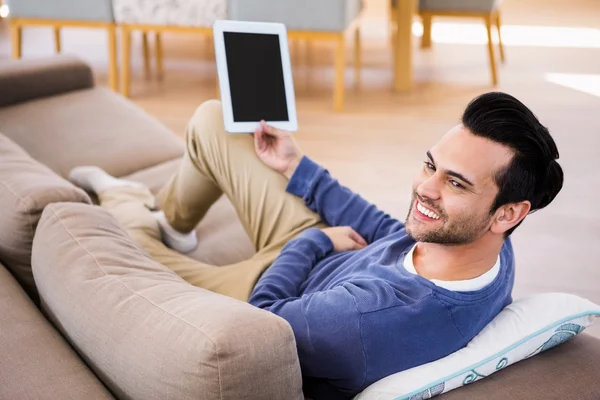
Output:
top-left (416, 201), bottom-right (441, 220)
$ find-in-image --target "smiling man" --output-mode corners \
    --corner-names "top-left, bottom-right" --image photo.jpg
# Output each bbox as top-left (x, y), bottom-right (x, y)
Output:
top-left (70, 92), bottom-right (564, 400)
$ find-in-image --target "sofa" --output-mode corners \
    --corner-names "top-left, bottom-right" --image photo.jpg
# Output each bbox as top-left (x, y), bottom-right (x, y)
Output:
top-left (1, 54), bottom-right (600, 400)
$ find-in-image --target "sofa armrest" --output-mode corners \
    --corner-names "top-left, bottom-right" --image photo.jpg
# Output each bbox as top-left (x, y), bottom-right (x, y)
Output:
top-left (0, 55), bottom-right (95, 108)
top-left (32, 202), bottom-right (305, 400)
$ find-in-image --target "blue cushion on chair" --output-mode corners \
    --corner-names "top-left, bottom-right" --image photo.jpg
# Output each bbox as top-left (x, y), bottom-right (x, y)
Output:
top-left (227, 0), bottom-right (364, 32)
top-left (418, 0), bottom-right (502, 13)
top-left (5, 0), bottom-right (114, 22)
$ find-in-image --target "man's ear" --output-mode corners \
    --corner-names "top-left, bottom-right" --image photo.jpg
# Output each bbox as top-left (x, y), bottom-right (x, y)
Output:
top-left (491, 201), bottom-right (531, 235)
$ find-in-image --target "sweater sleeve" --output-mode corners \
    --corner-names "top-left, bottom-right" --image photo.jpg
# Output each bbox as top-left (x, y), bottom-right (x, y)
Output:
top-left (286, 156), bottom-right (404, 244)
top-left (249, 284), bottom-right (366, 395)
top-left (249, 228), bottom-right (333, 302)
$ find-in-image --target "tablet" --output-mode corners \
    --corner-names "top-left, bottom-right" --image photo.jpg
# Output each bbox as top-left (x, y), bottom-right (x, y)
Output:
top-left (213, 20), bottom-right (298, 133)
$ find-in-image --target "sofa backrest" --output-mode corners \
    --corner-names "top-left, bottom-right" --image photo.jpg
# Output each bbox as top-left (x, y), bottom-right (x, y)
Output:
top-left (0, 54), bottom-right (95, 108)
top-left (0, 55), bottom-right (185, 179)
top-left (0, 133), bottom-right (91, 300)
top-left (32, 201), bottom-right (304, 400)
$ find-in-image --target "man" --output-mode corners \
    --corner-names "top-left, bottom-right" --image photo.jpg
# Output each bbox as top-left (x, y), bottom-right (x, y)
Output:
top-left (70, 92), bottom-right (564, 399)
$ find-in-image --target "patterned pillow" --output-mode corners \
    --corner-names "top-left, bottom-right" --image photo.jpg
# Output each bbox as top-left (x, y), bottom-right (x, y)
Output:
top-left (112, 0), bottom-right (227, 27)
top-left (355, 293), bottom-right (600, 400)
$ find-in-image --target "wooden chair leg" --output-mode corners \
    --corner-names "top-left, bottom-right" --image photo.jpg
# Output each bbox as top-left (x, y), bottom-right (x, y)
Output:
top-left (389, 0), bottom-right (397, 48)
top-left (107, 25), bottom-right (118, 91)
top-left (54, 26), bottom-right (61, 53)
top-left (354, 26), bottom-right (361, 88)
top-left (421, 14), bottom-right (432, 49)
top-left (334, 34), bottom-right (345, 112)
top-left (496, 11), bottom-right (505, 63)
top-left (394, 0), bottom-right (414, 92)
top-left (10, 22), bottom-right (22, 59)
top-left (121, 27), bottom-right (132, 97)
top-left (155, 32), bottom-right (164, 80)
top-left (142, 31), bottom-right (151, 79)
top-left (485, 14), bottom-right (498, 86)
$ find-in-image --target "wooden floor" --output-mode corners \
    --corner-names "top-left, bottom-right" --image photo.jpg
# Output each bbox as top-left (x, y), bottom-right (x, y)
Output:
top-left (1, 0), bottom-right (600, 335)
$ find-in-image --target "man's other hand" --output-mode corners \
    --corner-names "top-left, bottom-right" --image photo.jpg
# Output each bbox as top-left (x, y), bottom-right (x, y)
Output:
top-left (321, 227), bottom-right (368, 252)
top-left (253, 120), bottom-right (303, 179)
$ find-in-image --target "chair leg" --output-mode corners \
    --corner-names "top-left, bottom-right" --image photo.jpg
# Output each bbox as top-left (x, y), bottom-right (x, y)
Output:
top-left (121, 26), bottom-right (132, 97)
top-left (485, 14), bottom-right (498, 86)
top-left (10, 22), bottom-right (22, 59)
top-left (389, 0), bottom-right (396, 48)
top-left (54, 26), bottom-right (61, 53)
top-left (107, 25), bottom-right (118, 91)
top-left (142, 31), bottom-right (151, 79)
top-left (421, 14), bottom-right (432, 49)
top-left (495, 11), bottom-right (505, 63)
top-left (354, 26), bottom-right (361, 88)
top-left (334, 33), bottom-right (345, 112)
top-left (155, 32), bottom-right (164, 80)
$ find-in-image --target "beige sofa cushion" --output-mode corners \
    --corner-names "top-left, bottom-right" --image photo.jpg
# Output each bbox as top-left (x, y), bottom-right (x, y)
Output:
top-left (32, 202), bottom-right (303, 400)
top-left (123, 158), bottom-right (256, 266)
top-left (0, 133), bottom-right (91, 298)
top-left (0, 262), bottom-right (114, 399)
top-left (0, 87), bottom-right (185, 179)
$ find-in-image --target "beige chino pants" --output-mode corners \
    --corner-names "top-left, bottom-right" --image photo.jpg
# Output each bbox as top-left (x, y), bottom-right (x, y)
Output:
top-left (99, 100), bottom-right (325, 301)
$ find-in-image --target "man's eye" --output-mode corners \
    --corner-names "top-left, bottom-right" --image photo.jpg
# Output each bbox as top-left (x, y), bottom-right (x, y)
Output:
top-left (424, 162), bottom-right (435, 170)
top-left (450, 180), bottom-right (464, 189)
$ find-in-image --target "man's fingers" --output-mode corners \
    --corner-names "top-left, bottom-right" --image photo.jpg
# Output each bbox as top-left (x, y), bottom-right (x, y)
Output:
top-left (349, 230), bottom-right (367, 247)
top-left (253, 128), bottom-right (266, 152)
top-left (260, 120), bottom-right (284, 137)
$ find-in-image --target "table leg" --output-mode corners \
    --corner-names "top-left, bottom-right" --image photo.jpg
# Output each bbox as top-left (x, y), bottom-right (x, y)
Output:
top-left (394, 0), bottom-right (416, 92)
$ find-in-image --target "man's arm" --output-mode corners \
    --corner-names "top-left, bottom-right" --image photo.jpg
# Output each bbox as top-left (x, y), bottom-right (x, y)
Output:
top-left (251, 122), bottom-right (404, 244)
top-left (250, 228), bottom-right (333, 300)
top-left (285, 156), bottom-right (404, 244)
top-left (249, 284), bottom-right (366, 395)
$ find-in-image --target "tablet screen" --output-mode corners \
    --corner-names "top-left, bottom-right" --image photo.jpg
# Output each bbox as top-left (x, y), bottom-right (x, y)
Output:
top-left (224, 32), bottom-right (290, 122)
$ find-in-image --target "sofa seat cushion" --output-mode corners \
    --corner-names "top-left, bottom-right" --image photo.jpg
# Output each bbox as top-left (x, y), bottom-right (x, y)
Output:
top-left (123, 158), bottom-right (255, 266)
top-left (0, 133), bottom-right (91, 298)
top-left (0, 87), bottom-right (185, 179)
top-left (32, 202), bottom-right (303, 400)
top-left (0, 262), bottom-right (114, 399)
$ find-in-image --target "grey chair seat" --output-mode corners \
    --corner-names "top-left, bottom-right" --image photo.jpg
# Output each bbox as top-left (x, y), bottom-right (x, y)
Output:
top-left (391, 0), bottom-right (501, 13)
top-left (227, 0), bottom-right (363, 32)
top-left (5, 0), bottom-right (114, 22)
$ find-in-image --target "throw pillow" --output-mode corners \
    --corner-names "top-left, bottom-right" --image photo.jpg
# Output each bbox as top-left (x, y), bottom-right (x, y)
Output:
top-left (355, 292), bottom-right (600, 400)
top-left (0, 132), bottom-right (91, 299)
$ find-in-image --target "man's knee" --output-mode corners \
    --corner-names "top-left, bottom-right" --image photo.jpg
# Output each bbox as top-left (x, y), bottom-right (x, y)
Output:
top-left (189, 99), bottom-right (224, 137)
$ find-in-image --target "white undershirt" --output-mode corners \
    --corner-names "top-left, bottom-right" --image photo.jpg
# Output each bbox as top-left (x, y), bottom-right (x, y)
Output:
top-left (403, 244), bottom-right (500, 292)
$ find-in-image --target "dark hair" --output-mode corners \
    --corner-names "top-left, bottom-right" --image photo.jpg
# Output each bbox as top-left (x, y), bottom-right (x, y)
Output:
top-left (461, 92), bottom-right (564, 236)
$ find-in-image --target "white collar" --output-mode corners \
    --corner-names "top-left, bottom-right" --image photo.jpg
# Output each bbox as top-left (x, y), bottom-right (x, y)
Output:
top-left (403, 243), bottom-right (500, 292)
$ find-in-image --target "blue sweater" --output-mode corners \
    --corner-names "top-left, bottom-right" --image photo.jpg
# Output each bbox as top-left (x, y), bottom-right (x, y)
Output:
top-left (248, 156), bottom-right (515, 400)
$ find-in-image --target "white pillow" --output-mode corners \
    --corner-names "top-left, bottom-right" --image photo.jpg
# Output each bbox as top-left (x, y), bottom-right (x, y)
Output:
top-left (355, 293), bottom-right (600, 400)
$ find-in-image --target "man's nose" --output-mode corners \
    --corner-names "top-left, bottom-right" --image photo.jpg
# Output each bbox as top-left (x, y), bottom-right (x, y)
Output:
top-left (416, 175), bottom-right (442, 201)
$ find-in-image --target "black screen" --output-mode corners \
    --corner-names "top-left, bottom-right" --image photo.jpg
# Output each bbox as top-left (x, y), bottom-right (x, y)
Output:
top-left (224, 32), bottom-right (289, 122)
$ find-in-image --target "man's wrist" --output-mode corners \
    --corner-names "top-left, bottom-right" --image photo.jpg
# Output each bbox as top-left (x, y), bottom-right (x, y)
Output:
top-left (283, 155), bottom-right (303, 180)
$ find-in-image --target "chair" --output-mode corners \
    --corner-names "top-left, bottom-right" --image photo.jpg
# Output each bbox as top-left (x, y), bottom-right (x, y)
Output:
top-left (112, 0), bottom-right (228, 98)
top-left (114, 0), bottom-right (363, 112)
top-left (391, 0), bottom-right (505, 85)
top-left (227, 0), bottom-right (364, 112)
top-left (4, 0), bottom-right (118, 91)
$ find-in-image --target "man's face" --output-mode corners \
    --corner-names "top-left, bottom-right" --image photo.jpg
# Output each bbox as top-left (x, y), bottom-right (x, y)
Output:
top-left (405, 125), bottom-right (514, 245)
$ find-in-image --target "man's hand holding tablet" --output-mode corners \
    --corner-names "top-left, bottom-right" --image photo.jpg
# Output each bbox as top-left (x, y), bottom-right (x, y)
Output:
top-left (253, 120), bottom-right (303, 180)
